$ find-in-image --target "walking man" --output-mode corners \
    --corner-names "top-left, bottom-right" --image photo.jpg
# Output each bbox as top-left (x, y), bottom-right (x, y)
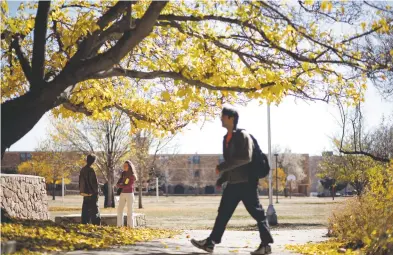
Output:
top-left (79, 154), bottom-right (101, 225)
top-left (191, 106), bottom-right (274, 254)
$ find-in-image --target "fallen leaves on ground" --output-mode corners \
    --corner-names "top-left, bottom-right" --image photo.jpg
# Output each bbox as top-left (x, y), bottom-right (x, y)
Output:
top-left (285, 239), bottom-right (362, 255)
top-left (1, 220), bottom-right (180, 253)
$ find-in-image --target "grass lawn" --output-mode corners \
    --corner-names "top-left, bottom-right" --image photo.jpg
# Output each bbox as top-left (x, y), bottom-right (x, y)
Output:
top-left (48, 195), bottom-right (345, 230)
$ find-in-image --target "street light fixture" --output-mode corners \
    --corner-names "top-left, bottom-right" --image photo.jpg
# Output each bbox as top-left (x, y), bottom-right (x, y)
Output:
top-left (266, 104), bottom-right (278, 226)
top-left (274, 153), bottom-right (279, 204)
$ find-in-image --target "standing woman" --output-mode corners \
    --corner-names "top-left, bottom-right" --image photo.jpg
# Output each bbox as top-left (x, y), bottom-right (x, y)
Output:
top-left (116, 160), bottom-right (137, 227)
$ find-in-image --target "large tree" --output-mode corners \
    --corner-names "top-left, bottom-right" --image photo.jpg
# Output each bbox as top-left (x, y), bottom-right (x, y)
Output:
top-left (1, 1), bottom-right (392, 157)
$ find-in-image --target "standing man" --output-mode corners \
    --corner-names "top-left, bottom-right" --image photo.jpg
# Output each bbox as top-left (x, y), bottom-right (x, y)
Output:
top-left (191, 106), bottom-right (274, 254)
top-left (79, 154), bottom-right (101, 225)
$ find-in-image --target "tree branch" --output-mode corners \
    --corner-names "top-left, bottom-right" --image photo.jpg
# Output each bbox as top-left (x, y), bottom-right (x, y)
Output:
top-left (79, 1), bottom-right (168, 77)
top-left (156, 20), bottom-right (284, 68)
top-left (115, 104), bottom-right (189, 132)
top-left (52, 20), bottom-right (69, 58)
top-left (62, 101), bottom-right (94, 116)
top-left (339, 149), bottom-right (390, 163)
top-left (31, 1), bottom-right (51, 88)
top-left (91, 68), bottom-right (271, 92)
top-left (158, 14), bottom-right (363, 68)
top-left (11, 37), bottom-right (33, 83)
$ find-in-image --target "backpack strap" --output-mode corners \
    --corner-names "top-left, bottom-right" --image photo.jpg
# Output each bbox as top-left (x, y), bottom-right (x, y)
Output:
top-left (236, 129), bottom-right (256, 149)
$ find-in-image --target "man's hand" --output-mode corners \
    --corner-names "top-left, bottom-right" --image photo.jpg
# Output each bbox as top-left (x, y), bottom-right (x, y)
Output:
top-left (215, 166), bottom-right (219, 175)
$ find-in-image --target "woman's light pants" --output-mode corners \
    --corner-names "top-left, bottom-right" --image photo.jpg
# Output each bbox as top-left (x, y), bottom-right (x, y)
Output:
top-left (117, 192), bottom-right (135, 227)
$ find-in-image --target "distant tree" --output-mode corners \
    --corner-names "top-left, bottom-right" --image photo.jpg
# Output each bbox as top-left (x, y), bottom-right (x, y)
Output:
top-left (130, 130), bottom-right (177, 208)
top-left (18, 138), bottom-right (82, 200)
top-left (259, 167), bottom-right (286, 192)
top-left (51, 111), bottom-right (131, 207)
top-left (336, 100), bottom-right (392, 163)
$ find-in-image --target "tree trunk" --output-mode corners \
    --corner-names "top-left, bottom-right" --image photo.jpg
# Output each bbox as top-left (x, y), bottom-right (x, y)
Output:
top-left (1, 87), bottom-right (64, 158)
top-left (332, 186), bottom-right (335, 201)
top-left (106, 169), bottom-right (115, 207)
top-left (138, 179), bottom-right (143, 209)
top-left (107, 168), bottom-right (114, 208)
top-left (52, 181), bottom-right (56, 200)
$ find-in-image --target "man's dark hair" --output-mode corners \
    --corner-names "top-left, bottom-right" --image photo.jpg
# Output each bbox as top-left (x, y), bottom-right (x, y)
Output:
top-left (222, 106), bottom-right (239, 129)
top-left (86, 154), bottom-right (96, 166)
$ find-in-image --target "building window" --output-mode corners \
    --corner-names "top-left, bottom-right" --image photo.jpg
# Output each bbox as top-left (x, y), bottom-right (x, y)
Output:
top-left (20, 152), bottom-right (32, 162)
top-left (192, 155), bottom-right (200, 164)
top-left (194, 170), bottom-right (200, 178)
top-left (218, 155), bottom-right (225, 164)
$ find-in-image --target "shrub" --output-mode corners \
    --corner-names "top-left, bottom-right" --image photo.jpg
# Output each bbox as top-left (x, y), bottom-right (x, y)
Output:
top-left (328, 161), bottom-right (393, 255)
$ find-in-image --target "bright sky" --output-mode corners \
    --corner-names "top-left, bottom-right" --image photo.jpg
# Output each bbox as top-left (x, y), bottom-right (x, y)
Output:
top-left (6, 1), bottom-right (393, 155)
top-left (9, 84), bottom-right (392, 156)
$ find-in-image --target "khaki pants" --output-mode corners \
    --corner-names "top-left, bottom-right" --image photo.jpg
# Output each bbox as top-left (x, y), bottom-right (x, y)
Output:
top-left (117, 192), bottom-right (135, 227)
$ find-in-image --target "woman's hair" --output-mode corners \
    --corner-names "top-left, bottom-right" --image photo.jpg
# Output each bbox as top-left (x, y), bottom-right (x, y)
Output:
top-left (125, 160), bottom-right (138, 181)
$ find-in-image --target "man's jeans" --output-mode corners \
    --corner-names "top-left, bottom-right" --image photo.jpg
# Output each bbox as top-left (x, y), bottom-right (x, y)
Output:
top-left (210, 182), bottom-right (273, 244)
top-left (81, 194), bottom-right (101, 225)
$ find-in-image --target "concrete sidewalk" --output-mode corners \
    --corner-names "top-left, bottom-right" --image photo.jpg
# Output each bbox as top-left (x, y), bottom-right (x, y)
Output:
top-left (66, 229), bottom-right (328, 255)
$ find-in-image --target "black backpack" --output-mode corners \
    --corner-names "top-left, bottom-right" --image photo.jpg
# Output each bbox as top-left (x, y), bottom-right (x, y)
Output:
top-left (237, 130), bottom-right (270, 179)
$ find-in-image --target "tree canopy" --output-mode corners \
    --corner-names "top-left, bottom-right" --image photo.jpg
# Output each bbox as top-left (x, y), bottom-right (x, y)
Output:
top-left (1, 0), bottom-right (392, 156)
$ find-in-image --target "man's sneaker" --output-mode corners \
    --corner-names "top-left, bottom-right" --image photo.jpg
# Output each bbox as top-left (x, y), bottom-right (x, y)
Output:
top-left (191, 238), bottom-right (215, 253)
top-left (250, 244), bottom-right (272, 255)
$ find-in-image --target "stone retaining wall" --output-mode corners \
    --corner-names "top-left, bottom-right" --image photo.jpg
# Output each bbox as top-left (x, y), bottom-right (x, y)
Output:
top-left (1, 174), bottom-right (49, 220)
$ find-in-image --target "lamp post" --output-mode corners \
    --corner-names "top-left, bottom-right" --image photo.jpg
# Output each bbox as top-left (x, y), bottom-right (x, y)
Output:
top-left (274, 153), bottom-right (278, 204)
top-left (266, 104), bottom-right (278, 225)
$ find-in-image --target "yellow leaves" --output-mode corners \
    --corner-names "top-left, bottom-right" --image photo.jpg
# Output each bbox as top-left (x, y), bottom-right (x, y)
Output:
top-left (379, 18), bottom-right (390, 33)
top-left (361, 22), bottom-right (367, 31)
top-left (321, 1), bottom-right (333, 12)
top-left (301, 62), bottom-right (310, 71)
top-left (1, 221), bottom-right (180, 253)
top-left (304, 0), bottom-right (314, 6)
top-left (390, 50), bottom-right (393, 57)
top-left (161, 91), bottom-right (171, 101)
top-left (327, 2), bottom-right (333, 12)
top-left (286, 240), bottom-right (358, 255)
top-left (1, 0), bottom-right (9, 13)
